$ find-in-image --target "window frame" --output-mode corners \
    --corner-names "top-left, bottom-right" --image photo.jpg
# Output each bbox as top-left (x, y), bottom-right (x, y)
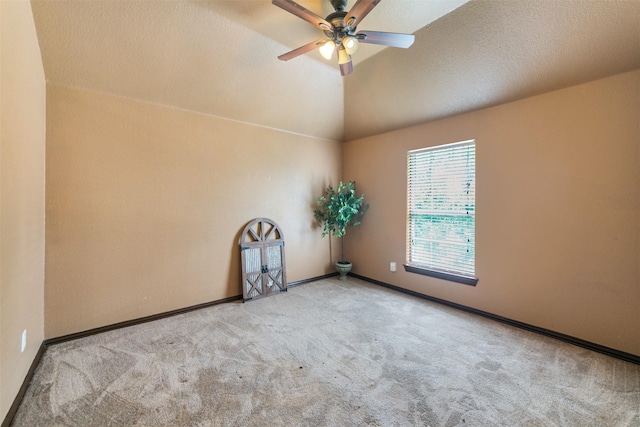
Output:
top-left (405, 140), bottom-right (478, 286)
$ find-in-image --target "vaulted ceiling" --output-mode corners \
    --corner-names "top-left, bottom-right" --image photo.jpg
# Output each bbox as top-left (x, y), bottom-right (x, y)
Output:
top-left (31, 0), bottom-right (640, 142)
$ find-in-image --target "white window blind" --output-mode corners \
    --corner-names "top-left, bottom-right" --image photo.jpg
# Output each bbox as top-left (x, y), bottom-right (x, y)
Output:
top-left (407, 140), bottom-right (475, 278)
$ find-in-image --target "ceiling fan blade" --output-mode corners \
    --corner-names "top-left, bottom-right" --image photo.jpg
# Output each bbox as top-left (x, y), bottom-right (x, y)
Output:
top-left (278, 39), bottom-right (326, 61)
top-left (355, 30), bottom-right (415, 48)
top-left (272, 0), bottom-right (334, 32)
top-left (344, 0), bottom-right (382, 29)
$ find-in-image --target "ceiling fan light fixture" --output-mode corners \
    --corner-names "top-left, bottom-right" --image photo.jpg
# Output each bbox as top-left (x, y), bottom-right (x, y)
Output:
top-left (272, 0), bottom-right (415, 76)
top-left (338, 47), bottom-right (350, 65)
top-left (319, 40), bottom-right (336, 60)
top-left (342, 36), bottom-right (358, 55)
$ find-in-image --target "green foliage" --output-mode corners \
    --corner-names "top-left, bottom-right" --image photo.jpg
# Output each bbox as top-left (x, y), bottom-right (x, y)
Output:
top-left (314, 181), bottom-right (369, 239)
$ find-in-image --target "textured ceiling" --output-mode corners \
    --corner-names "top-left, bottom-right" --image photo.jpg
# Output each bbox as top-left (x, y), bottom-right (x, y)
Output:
top-left (30, 0), bottom-right (640, 142)
top-left (30, 0), bottom-right (467, 142)
top-left (344, 0), bottom-right (640, 140)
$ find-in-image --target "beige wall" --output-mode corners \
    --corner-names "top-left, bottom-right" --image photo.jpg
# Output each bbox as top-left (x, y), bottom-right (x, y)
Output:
top-left (45, 84), bottom-right (341, 338)
top-left (343, 70), bottom-right (640, 356)
top-left (0, 0), bottom-right (47, 420)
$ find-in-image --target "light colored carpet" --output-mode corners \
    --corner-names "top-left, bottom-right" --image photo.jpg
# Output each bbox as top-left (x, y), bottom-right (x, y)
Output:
top-left (11, 278), bottom-right (640, 426)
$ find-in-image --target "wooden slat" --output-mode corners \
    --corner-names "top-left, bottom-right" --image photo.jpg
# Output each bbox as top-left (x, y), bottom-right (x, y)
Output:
top-left (239, 218), bottom-right (287, 302)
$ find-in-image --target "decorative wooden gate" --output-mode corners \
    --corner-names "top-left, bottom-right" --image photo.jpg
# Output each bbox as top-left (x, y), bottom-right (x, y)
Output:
top-left (239, 218), bottom-right (287, 302)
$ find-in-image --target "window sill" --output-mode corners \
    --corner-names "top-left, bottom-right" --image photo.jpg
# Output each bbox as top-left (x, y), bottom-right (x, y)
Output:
top-left (403, 264), bottom-right (478, 286)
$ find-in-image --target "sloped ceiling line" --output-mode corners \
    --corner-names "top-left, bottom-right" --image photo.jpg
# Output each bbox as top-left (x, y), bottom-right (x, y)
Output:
top-left (31, 0), bottom-right (640, 142)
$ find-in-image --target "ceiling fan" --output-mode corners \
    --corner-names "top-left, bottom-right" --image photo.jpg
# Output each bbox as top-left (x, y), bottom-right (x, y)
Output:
top-left (272, 0), bottom-right (415, 76)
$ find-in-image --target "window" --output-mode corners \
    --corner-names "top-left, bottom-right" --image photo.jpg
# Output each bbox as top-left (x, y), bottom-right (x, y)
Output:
top-left (406, 140), bottom-right (477, 285)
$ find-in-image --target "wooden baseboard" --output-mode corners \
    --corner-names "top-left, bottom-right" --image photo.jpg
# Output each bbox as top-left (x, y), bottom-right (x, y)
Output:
top-left (1, 342), bottom-right (47, 427)
top-left (45, 273), bottom-right (338, 347)
top-left (288, 272), bottom-right (339, 287)
top-left (349, 273), bottom-right (640, 365)
top-left (44, 294), bottom-right (243, 346)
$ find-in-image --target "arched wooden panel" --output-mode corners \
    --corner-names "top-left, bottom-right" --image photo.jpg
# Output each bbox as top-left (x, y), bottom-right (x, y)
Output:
top-left (239, 218), bottom-right (287, 302)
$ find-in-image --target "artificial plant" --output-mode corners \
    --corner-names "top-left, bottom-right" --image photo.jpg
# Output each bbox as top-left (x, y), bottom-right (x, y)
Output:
top-left (314, 181), bottom-right (369, 263)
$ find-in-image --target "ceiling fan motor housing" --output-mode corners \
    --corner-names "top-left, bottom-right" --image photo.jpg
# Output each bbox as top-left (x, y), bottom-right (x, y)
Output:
top-left (330, 0), bottom-right (348, 12)
top-left (324, 11), bottom-right (354, 42)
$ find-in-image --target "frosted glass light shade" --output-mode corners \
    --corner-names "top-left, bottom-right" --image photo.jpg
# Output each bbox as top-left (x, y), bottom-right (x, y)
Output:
top-left (342, 36), bottom-right (359, 55)
top-left (338, 48), bottom-right (350, 65)
top-left (319, 41), bottom-right (335, 60)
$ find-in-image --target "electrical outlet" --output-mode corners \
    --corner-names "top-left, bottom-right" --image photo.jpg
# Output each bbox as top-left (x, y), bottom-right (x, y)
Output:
top-left (21, 329), bottom-right (27, 353)
top-left (390, 262), bottom-right (396, 272)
